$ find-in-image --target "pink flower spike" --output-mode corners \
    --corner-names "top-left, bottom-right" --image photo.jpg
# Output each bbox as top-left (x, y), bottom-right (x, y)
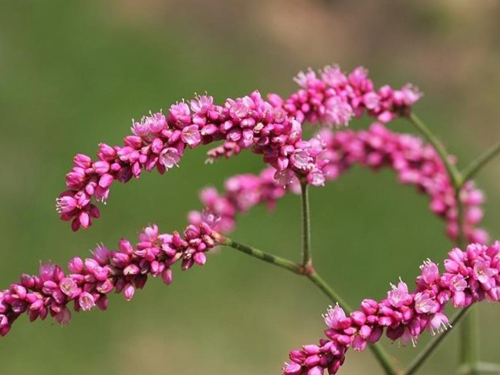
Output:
top-left (56, 67), bottom-right (427, 231)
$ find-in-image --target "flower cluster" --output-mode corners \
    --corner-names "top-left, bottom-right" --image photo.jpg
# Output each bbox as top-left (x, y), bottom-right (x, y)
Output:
top-left (273, 65), bottom-right (421, 126)
top-left (318, 123), bottom-right (488, 244)
top-left (188, 167), bottom-right (293, 233)
top-left (9, 123), bottom-right (487, 339)
top-left (57, 66), bottom-right (420, 231)
top-left (189, 123), bottom-right (487, 244)
top-left (283, 241), bottom-right (500, 375)
top-left (0, 217), bottom-right (218, 337)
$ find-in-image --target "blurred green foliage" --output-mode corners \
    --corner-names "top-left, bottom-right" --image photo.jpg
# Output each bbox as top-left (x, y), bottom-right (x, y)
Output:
top-left (0, 1), bottom-right (499, 374)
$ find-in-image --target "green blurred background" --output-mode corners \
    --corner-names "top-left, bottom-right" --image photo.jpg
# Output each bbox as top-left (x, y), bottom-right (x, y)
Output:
top-left (1, 1), bottom-right (499, 374)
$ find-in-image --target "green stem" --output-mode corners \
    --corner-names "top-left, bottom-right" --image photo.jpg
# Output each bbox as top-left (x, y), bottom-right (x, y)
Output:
top-left (215, 235), bottom-right (304, 274)
top-left (403, 307), bottom-right (471, 375)
top-left (300, 181), bottom-right (312, 268)
top-left (454, 190), bottom-right (480, 375)
top-left (408, 113), bottom-right (462, 188)
top-left (460, 307), bottom-right (480, 375)
top-left (216, 234), bottom-right (399, 375)
top-left (455, 189), bottom-right (466, 251)
top-left (461, 140), bottom-right (500, 183)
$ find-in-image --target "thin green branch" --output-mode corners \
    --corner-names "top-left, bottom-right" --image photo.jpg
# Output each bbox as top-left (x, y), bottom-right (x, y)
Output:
top-left (403, 307), bottom-right (471, 375)
top-left (455, 189), bottom-right (467, 250)
top-left (215, 234), bottom-right (304, 274)
top-left (454, 189), bottom-right (479, 375)
top-left (460, 307), bottom-right (480, 375)
top-left (408, 113), bottom-right (462, 188)
top-left (216, 234), bottom-right (399, 375)
top-left (461, 140), bottom-right (500, 183)
top-left (300, 181), bottom-right (312, 268)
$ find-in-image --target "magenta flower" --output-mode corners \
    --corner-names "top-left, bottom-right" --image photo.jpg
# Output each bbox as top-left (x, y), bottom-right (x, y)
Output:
top-left (387, 281), bottom-right (412, 308)
top-left (283, 241), bottom-right (500, 375)
top-left (188, 124), bottom-right (487, 244)
top-left (56, 66), bottom-right (421, 231)
top-left (0, 216), bottom-right (219, 336)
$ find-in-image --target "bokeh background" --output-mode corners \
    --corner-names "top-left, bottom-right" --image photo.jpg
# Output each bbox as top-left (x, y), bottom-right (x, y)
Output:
top-left (1, 1), bottom-right (499, 374)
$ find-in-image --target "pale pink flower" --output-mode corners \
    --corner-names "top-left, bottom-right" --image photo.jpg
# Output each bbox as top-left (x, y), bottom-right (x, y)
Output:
top-left (181, 125), bottom-right (201, 147)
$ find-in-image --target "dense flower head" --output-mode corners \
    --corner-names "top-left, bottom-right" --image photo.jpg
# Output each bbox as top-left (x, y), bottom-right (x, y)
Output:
top-left (281, 65), bottom-right (421, 126)
top-left (188, 168), bottom-right (296, 233)
top-left (57, 66), bottom-right (420, 231)
top-left (317, 123), bottom-right (488, 244)
top-left (283, 241), bottom-right (500, 375)
top-left (189, 124), bottom-right (487, 244)
top-left (0, 217), bottom-right (219, 336)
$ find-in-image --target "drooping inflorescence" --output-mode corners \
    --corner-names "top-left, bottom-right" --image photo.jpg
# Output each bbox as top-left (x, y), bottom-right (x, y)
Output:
top-left (189, 123), bottom-right (487, 244)
top-left (283, 242), bottom-right (500, 375)
top-left (0, 215), bottom-right (219, 337)
top-left (56, 66), bottom-right (420, 231)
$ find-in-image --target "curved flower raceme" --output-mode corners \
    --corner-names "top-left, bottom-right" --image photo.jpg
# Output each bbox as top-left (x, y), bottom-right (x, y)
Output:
top-left (0, 216), bottom-right (219, 337)
top-left (189, 124), bottom-right (488, 244)
top-left (188, 167), bottom-right (293, 233)
top-left (283, 241), bottom-right (500, 375)
top-left (274, 65), bottom-right (421, 126)
top-left (56, 66), bottom-right (420, 231)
